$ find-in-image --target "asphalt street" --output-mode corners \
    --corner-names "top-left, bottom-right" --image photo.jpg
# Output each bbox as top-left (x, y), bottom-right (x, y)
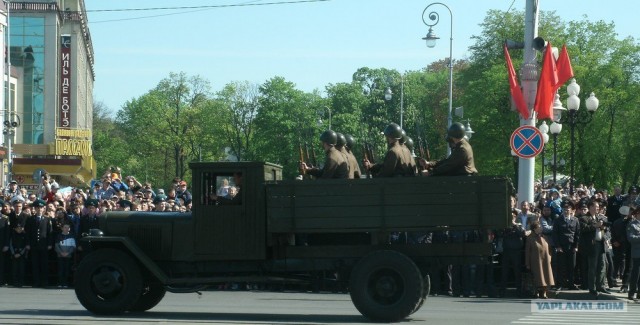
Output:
top-left (0, 287), bottom-right (639, 324)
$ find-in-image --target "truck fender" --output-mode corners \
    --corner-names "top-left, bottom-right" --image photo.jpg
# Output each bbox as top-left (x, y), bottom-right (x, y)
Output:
top-left (82, 236), bottom-right (169, 284)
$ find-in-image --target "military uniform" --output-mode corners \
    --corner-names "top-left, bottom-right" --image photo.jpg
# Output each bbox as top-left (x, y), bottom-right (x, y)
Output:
top-left (372, 141), bottom-right (414, 177)
top-left (345, 149), bottom-right (362, 179)
top-left (308, 146), bottom-right (349, 179)
top-left (430, 138), bottom-right (477, 176)
top-left (25, 199), bottom-right (53, 287)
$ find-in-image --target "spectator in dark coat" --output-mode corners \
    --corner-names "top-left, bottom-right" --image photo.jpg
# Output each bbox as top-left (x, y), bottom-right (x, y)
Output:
top-left (552, 200), bottom-right (580, 290)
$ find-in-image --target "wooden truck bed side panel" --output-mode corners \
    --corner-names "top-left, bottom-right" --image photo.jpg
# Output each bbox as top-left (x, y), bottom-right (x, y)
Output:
top-left (266, 176), bottom-right (511, 233)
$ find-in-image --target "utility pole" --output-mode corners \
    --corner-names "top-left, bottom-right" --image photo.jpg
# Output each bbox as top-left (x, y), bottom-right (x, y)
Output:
top-left (517, 0), bottom-right (539, 205)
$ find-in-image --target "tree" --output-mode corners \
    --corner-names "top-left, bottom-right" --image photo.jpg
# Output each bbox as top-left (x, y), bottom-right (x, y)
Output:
top-left (215, 81), bottom-right (260, 161)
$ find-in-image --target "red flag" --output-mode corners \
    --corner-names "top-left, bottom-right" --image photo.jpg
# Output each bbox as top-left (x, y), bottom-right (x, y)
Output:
top-left (534, 42), bottom-right (558, 120)
top-left (554, 44), bottom-right (574, 90)
top-left (504, 44), bottom-right (529, 119)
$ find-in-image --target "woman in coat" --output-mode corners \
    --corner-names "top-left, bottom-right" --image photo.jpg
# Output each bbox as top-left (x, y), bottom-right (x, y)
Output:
top-left (626, 206), bottom-right (640, 301)
top-left (526, 221), bottom-right (555, 298)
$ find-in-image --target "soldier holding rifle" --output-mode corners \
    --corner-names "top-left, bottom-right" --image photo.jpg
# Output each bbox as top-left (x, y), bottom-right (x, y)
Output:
top-left (300, 130), bottom-right (349, 179)
top-left (418, 122), bottom-right (477, 176)
top-left (344, 134), bottom-right (362, 179)
top-left (363, 123), bottom-right (414, 177)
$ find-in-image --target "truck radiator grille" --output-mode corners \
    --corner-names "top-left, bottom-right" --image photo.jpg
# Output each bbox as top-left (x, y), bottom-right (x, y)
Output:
top-left (128, 226), bottom-right (167, 258)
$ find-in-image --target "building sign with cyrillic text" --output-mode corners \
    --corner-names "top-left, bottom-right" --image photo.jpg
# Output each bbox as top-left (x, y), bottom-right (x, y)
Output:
top-left (55, 128), bottom-right (92, 157)
top-left (60, 35), bottom-right (71, 127)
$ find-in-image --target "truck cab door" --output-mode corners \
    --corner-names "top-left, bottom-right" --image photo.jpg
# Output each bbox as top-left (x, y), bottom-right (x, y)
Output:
top-left (193, 169), bottom-right (262, 260)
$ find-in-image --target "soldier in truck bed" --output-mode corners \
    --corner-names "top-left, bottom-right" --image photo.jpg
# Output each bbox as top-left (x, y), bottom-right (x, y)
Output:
top-left (344, 134), bottom-right (362, 179)
top-left (363, 123), bottom-right (414, 177)
top-left (419, 122), bottom-right (477, 176)
top-left (300, 130), bottom-right (349, 179)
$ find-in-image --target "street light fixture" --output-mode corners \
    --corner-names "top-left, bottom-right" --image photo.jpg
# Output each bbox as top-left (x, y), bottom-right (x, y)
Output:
top-left (464, 120), bottom-right (474, 140)
top-left (564, 78), bottom-right (599, 195)
top-left (422, 2), bottom-right (453, 155)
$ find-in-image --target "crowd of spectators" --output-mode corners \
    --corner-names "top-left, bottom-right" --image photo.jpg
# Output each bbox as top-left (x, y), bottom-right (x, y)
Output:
top-left (412, 181), bottom-right (640, 301)
top-left (0, 168), bottom-right (194, 288)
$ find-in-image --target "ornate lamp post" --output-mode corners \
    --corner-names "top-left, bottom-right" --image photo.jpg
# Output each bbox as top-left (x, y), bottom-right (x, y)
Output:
top-left (549, 121), bottom-right (562, 186)
top-left (384, 73), bottom-right (405, 128)
top-left (422, 2), bottom-right (453, 155)
top-left (565, 79), bottom-right (599, 195)
top-left (538, 121), bottom-right (550, 186)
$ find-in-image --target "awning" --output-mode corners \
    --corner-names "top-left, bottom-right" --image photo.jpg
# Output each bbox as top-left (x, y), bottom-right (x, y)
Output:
top-left (12, 157), bottom-right (96, 187)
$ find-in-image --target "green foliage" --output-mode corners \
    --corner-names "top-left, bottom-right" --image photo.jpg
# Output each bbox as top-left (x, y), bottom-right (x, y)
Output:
top-left (92, 11), bottom-right (640, 191)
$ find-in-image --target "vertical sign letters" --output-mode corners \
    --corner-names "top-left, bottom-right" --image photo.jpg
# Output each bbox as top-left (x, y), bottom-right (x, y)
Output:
top-left (60, 35), bottom-right (72, 127)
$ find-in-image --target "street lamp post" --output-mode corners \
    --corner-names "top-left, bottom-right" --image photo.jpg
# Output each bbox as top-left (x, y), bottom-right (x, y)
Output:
top-left (564, 78), bottom-right (599, 195)
top-left (549, 121), bottom-right (562, 186)
top-left (422, 2), bottom-right (453, 155)
top-left (538, 121), bottom-right (550, 186)
top-left (384, 73), bottom-right (405, 129)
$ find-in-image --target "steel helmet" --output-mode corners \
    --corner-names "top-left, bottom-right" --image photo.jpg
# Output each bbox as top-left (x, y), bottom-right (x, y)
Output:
top-left (398, 130), bottom-right (407, 144)
top-left (383, 123), bottom-right (403, 139)
top-left (336, 133), bottom-right (346, 147)
top-left (447, 122), bottom-right (466, 140)
top-left (405, 137), bottom-right (414, 151)
top-left (345, 134), bottom-right (356, 150)
top-left (319, 130), bottom-right (338, 145)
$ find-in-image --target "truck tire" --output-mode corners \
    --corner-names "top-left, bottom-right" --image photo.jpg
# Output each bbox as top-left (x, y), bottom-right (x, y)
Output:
top-left (349, 250), bottom-right (423, 322)
top-left (411, 274), bottom-right (430, 314)
top-left (129, 282), bottom-right (166, 312)
top-left (75, 249), bottom-right (143, 315)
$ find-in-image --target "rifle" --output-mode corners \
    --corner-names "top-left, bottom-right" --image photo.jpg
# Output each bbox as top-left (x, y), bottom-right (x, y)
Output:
top-left (304, 142), bottom-right (313, 168)
top-left (365, 142), bottom-right (375, 163)
top-left (362, 143), bottom-right (371, 179)
top-left (310, 143), bottom-right (318, 168)
top-left (298, 141), bottom-right (306, 176)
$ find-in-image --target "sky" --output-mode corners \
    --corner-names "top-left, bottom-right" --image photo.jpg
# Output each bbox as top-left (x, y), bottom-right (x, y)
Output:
top-left (84, 0), bottom-right (639, 113)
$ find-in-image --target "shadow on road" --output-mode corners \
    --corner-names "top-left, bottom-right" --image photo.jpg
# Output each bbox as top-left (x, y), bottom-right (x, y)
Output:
top-left (3, 309), bottom-right (374, 324)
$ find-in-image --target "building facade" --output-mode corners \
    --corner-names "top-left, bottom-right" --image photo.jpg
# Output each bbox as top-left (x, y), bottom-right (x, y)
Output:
top-left (1, 0), bottom-right (96, 189)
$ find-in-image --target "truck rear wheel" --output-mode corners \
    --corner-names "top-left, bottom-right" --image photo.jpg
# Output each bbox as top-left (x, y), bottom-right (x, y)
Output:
top-left (75, 249), bottom-right (143, 315)
top-left (349, 250), bottom-right (423, 322)
top-left (129, 282), bottom-right (166, 312)
top-left (411, 274), bottom-right (430, 314)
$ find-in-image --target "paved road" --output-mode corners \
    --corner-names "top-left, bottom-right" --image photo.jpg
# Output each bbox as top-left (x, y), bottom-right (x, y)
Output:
top-left (0, 287), bottom-right (639, 324)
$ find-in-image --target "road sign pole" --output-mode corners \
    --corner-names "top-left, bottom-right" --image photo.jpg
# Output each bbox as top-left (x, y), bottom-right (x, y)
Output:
top-left (517, 0), bottom-right (539, 205)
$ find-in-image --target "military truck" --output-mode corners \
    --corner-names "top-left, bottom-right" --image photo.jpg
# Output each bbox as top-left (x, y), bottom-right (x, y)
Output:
top-left (74, 161), bottom-right (512, 322)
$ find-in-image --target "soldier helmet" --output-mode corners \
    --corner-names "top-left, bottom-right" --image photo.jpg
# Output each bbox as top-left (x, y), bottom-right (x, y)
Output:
top-left (398, 130), bottom-right (407, 144)
top-left (319, 130), bottom-right (337, 145)
top-left (383, 123), bottom-right (403, 139)
top-left (405, 137), bottom-right (414, 151)
top-left (345, 134), bottom-right (356, 150)
top-left (335, 133), bottom-right (346, 147)
top-left (447, 122), bottom-right (466, 140)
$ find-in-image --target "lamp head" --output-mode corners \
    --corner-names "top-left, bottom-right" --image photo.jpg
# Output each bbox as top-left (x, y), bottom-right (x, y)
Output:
top-left (422, 27), bottom-right (439, 48)
top-left (384, 87), bottom-right (392, 101)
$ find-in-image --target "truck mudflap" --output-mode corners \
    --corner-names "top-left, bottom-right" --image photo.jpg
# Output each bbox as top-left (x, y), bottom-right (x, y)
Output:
top-left (82, 235), bottom-right (170, 284)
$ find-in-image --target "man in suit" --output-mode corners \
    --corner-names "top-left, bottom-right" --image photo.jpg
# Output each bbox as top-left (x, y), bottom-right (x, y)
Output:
top-left (580, 200), bottom-right (611, 295)
top-left (25, 199), bottom-right (53, 287)
top-left (552, 200), bottom-right (581, 290)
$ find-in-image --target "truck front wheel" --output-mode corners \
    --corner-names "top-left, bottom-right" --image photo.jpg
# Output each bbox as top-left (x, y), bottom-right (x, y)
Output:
top-left (349, 250), bottom-right (423, 322)
top-left (75, 249), bottom-right (143, 314)
top-left (129, 282), bottom-right (166, 312)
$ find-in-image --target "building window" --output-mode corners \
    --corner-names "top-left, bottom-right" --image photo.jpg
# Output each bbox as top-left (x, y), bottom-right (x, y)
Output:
top-left (9, 16), bottom-right (46, 144)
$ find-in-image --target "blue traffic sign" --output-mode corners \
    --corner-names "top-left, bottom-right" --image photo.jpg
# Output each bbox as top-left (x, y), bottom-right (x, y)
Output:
top-left (510, 126), bottom-right (544, 159)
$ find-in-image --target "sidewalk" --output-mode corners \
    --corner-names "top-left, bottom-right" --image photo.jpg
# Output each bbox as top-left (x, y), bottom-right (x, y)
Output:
top-left (553, 288), bottom-right (630, 301)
